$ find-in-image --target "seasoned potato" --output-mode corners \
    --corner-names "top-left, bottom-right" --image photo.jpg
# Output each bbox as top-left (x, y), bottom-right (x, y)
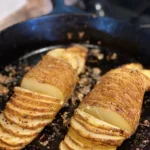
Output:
top-left (60, 63), bottom-right (150, 150)
top-left (21, 56), bottom-right (76, 101)
top-left (0, 45), bottom-right (87, 150)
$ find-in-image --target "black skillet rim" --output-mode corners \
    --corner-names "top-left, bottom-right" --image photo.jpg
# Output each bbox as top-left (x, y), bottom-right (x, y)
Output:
top-left (0, 13), bottom-right (150, 66)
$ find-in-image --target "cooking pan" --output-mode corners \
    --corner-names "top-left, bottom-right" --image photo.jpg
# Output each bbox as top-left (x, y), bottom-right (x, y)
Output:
top-left (0, 14), bottom-right (150, 150)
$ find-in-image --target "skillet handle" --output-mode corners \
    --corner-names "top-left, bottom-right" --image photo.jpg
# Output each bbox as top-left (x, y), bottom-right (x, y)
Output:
top-left (50, 0), bottom-right (85, 14)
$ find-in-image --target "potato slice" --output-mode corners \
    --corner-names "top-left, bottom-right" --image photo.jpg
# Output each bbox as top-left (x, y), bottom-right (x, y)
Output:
top-left (0, 46), bottom-right (87, 149)
top-left (68, 128), bottom-right (100, 148)
top-left (0, 125), bottom-right (36, 146)
top-left (95, 107), bottom-right (131, 133)
top-left (47, 48), bottom-right (79, 72)
top-left (81, 67), bottom-right (147, 133)
top-left (47, 48), bottom-right (65, 58)
top-left (74, 113), bottom-right (126, 137)
top-left (70, 117), bottom-right (124, 146)
top-left (59, 141), bottom-right (70, 150)
top-left (13, 94), bottom-right (60, 111)
top-left (68, 128), bottom-right (116, 150)
top-left (141, 70), bottom-right (150, 80)
top-left (0, 113), bottom-right (41, 137)
top-left (62, 53), bottom-right (79, 72)
top-left (4, 109), bottom-right (52, 129)
top-left (75, 109), bottom-right (128, 135)
top-left (0, 139), bottom-right (22, 150)
top-left (79, 105), bottom-right (131, 134)
top-left (21, 55), bottom-right (76, 101)
top-left (64, 135), bottom-right (86, 150)
top-left (60, 64), bottom-right (150, 149)
top-left (14, 87), bottom-right (61, 105)
top-left (66, 45), bottom-right (87, 74)
top-left (11, 97), bottom-right (56, 112)
top-left (5, 102), bottom-right (55, 119)
top-left (21, 78), bottom-right (64, 102)
top-left (64, 135), bottom-right (116, 150)
top-left (47, 45), bottom-right (87, 75)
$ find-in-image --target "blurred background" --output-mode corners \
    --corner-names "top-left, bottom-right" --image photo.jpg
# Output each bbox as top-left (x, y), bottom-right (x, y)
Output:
top-left (1, 0), bottom-right (150, 31)
top-left (53, 0), bottom-right (150, 25)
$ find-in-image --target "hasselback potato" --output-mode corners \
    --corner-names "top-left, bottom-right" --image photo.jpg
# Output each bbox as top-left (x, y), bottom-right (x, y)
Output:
top-left (0, 45), bottom-right (87, 150)
top-left (60, 63), bottom-right (150, 150)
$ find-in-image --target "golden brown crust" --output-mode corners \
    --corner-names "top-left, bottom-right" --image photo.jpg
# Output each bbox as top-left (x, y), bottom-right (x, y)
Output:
top-left (24, 55), bottom-right (77, 100)
top-left (82, 68), bottom-right (146, 131)
top-left (14, 87), bottom-right (60, 104)
top-left (3, 110), bottom-right (51, 130)
top-left (13, 93), bottom-right (60, 108)
top-left (0, 46), bottom-right (87, 149)
top-left (70, 117), bottom-right (124, 146)
top-left (5, 102), bottom-right (55, 120)
top-left (74, 114), bottom-right (125, 136)
top-left (10, 98), bottom-right (55, 112)
top-left (60, 65), bottom-right (150, 150)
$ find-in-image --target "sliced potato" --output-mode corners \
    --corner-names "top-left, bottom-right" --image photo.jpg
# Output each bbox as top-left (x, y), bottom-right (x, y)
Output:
top-left (21, 55), bottom-right (76, 101)
top-left (4, 109), bottom-right (52, 129)
top-left (105, 68), bottom-right (145, 93)
top-left (70, 117), bottom-right (124, 146)
top-left (11, 97), bottom-right (56, 112)
top-left (60, 64), bottom-right (150, 149)
top-left (79, 104), bottom-right (131, 134)
top-left (95, 107), bottom-right (131, 133)
top-left (66, 45), bottom-right (87, 74)
top-left (0, 125), bottom-right (36, 146)
top-left (47, 45), bottom-right (87, 75)
top-left (5, 102), bottom-right (55, 119)
top-left (14, 93), bottom-right (60, 108)
top-left (14, 87), bottom-right (60, 104)
top-left (59, 141), bottom-right (70, 150)
top-left (0, 46), bottom-right (87, 149)
top-left (64, 135), bottom-right (116, 150)
top-left (141, 70), bottom-right (150, 80)
top-left (75, 109), bottom-right (129, 136)
top-left (68, 128), bottom-right (116, 149)
top-left (0, 139), bottom-right (22, 150)
top-left (64, 135), bottom-right (85, 150)
top-left (47, 48), bottom-right (65, 58)
top-left (0, 114), bottom-right (41, 137)
top-left (81, 68), bottom-right (146, 133)
top-left (74, 113), bottom-right (126, 136)
top-left (68, 128), bottom-right (100, 148)
top-left (62, 53), bottom-right (79, 72)
top-left (47, 48), bottom-right (79, 72)
top-left (21, 78), bottom-right (64, 102)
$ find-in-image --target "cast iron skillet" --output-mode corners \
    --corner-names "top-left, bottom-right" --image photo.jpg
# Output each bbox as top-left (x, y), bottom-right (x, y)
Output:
top-left (0, 14), bottom-right (150, 150)
top-left (1, 13), bottom-right (150, 66)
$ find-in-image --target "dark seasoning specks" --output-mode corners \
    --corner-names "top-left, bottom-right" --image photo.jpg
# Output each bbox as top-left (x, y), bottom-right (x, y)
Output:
top-left (0, 44), bottom-right (150, 150)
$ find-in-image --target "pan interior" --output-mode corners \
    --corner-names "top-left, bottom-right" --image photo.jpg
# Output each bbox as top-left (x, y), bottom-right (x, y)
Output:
top-left (0, 44), bottom-right (150, 150)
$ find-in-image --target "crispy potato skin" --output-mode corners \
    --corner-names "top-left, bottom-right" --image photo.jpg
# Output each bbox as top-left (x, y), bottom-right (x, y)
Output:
top-left (0, 45), bottom-right (87, 150)
top-left (83, 68), bottom-right (147, 132)
top-left (23, 55), bottom-right (77, 101)
top-left (60, 65), bottom-right (150, 150)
